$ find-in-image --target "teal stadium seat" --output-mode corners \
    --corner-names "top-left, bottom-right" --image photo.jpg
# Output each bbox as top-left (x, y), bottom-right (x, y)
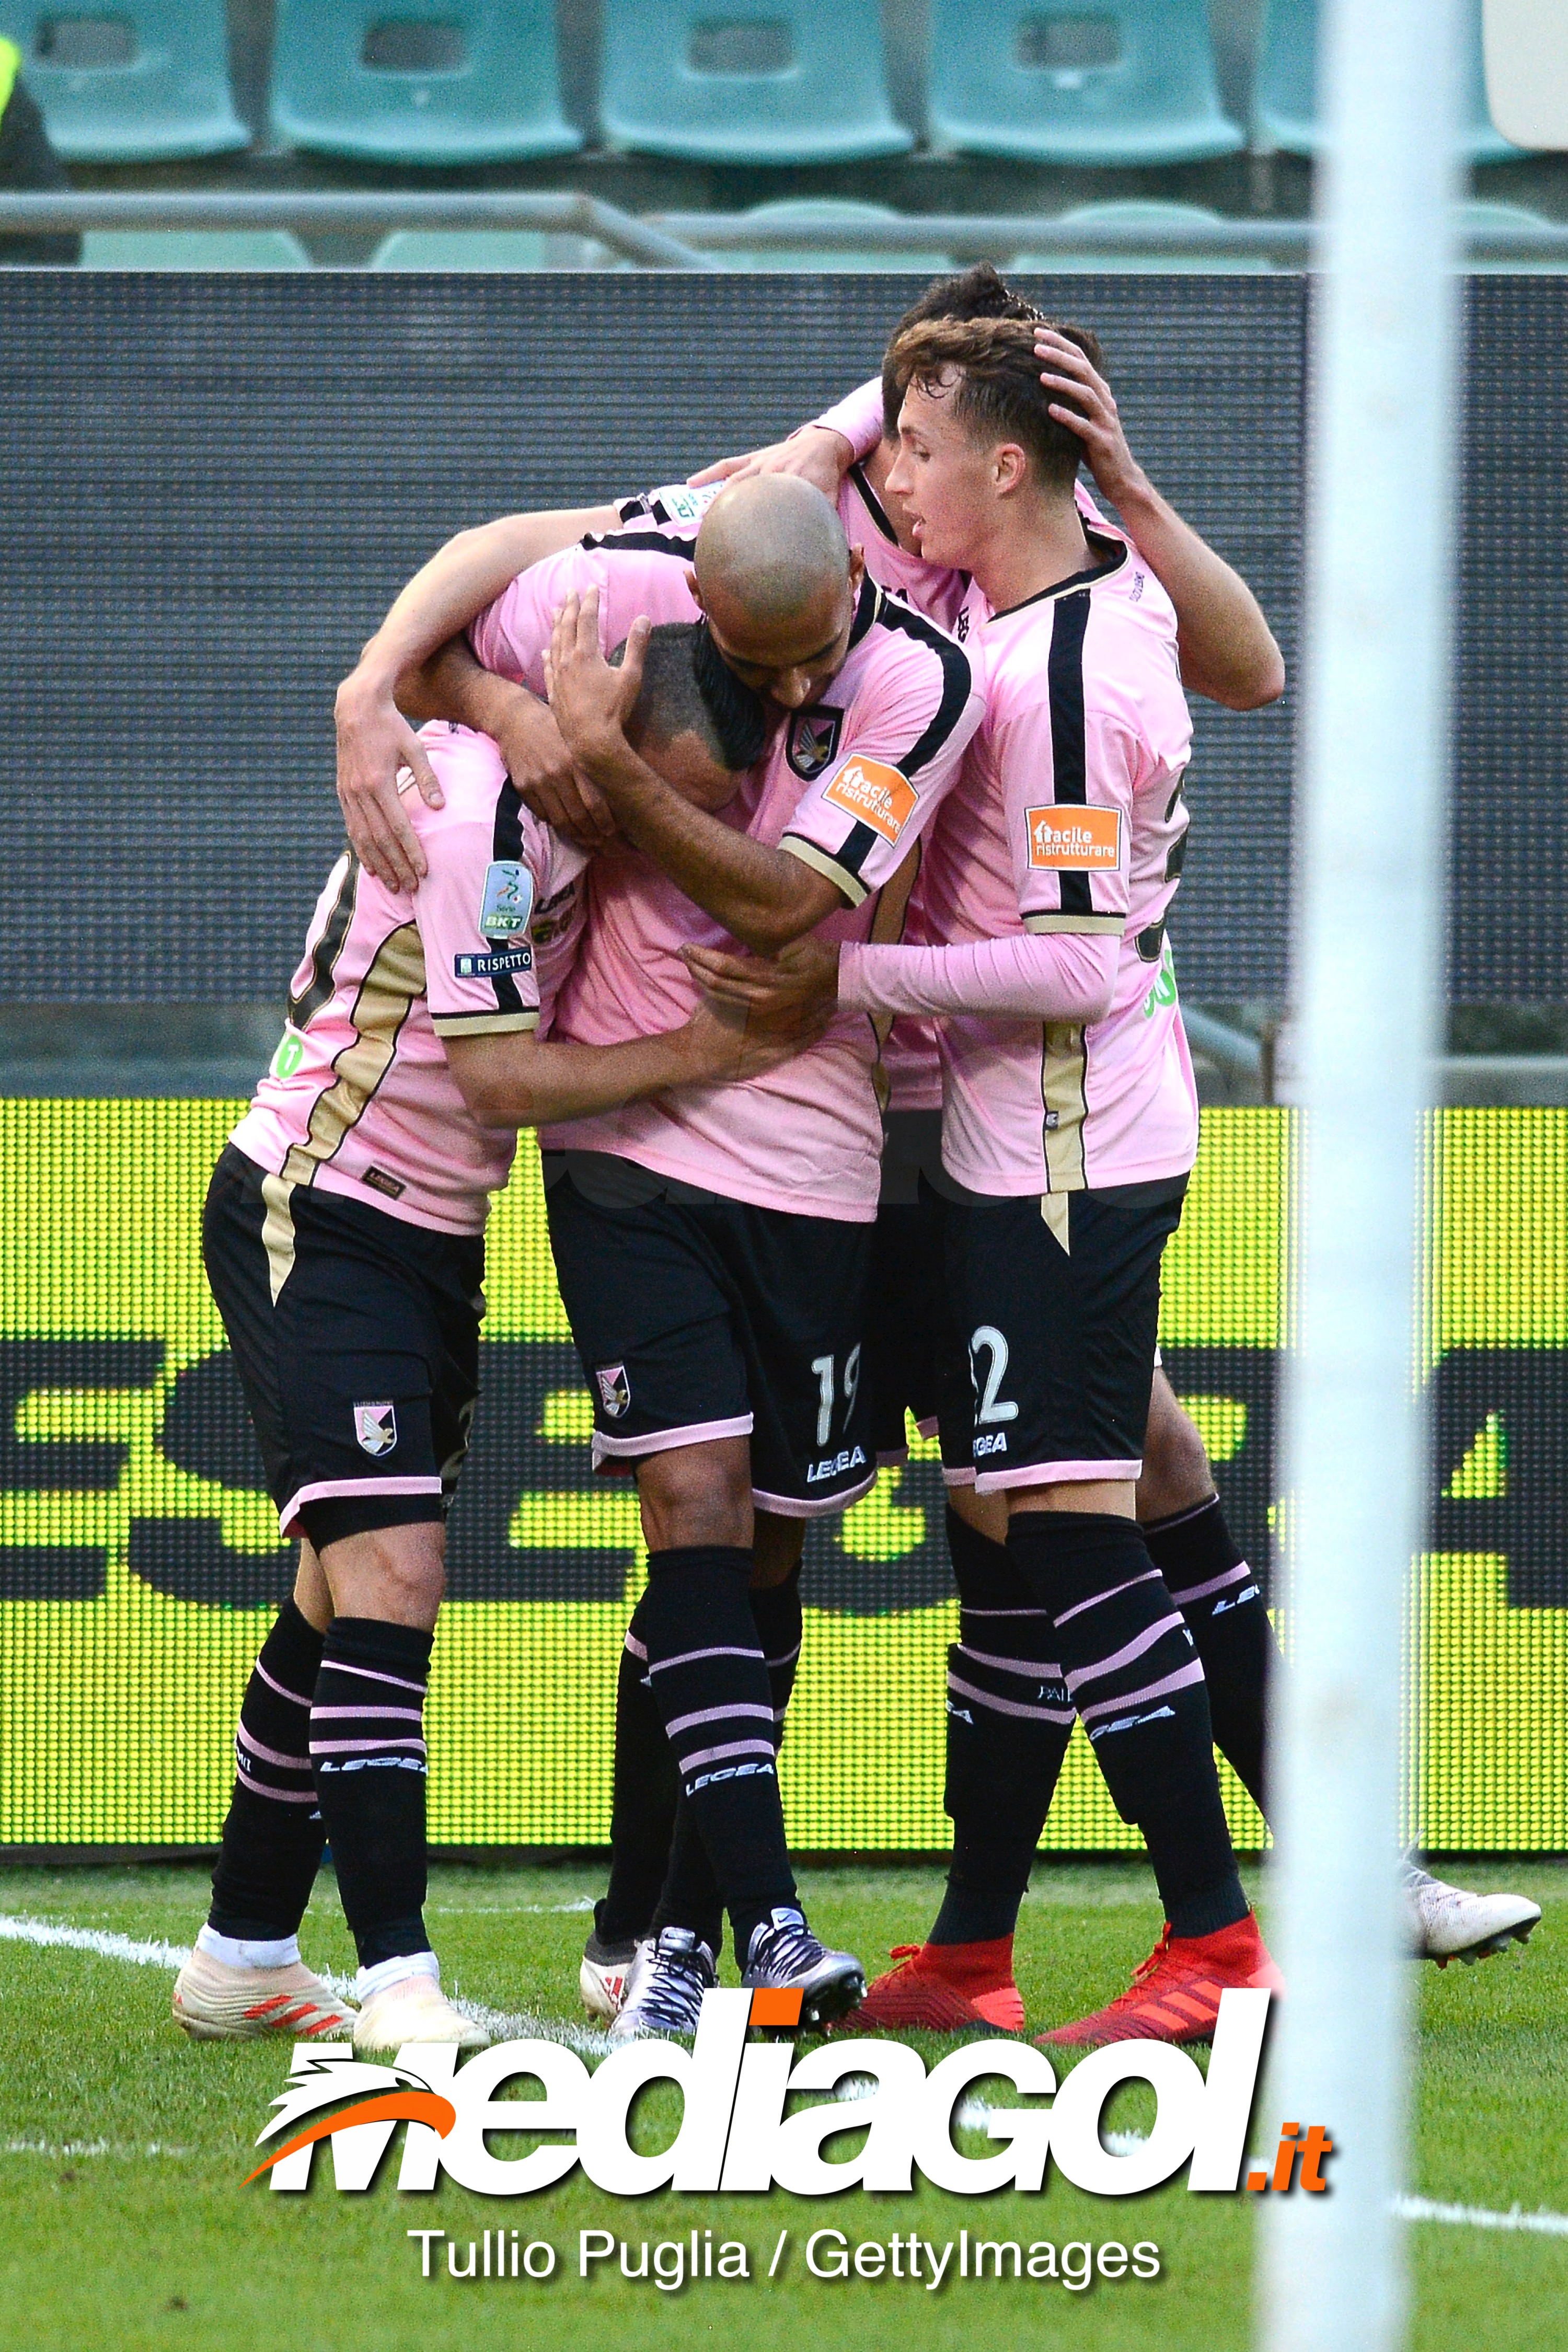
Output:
top-left (927, 0), bottom-right (1243, 165)
top-left (269, 0), bottom-right (582, 164)
top-left (371, 229), bottom-right (618, 269)
top-left (599, 0), bottom-right (913, 164)
top-left (713, 200), bottom-right (949, 272)
top-left (0, 0), bottom-right (247, 159)
top-left (1011, 201), bottom-right (1273, 273)
top-left (81, 229), bottom-right (312, 266)
top-left (1255, 0), bottom-right (1525, 160)
top-left (1457, 202), bottom-right (1563, 273)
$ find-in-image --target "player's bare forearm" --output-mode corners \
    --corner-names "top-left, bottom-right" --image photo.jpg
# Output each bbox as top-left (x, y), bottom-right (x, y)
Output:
top-left (445, 996), bottom-right (822, 1129)
top-left (398, 632), bottom-right (524, 729)
top-left (1110, 480), bottom-right (1285, 711)
top-left (352, 506), bottom-right (620, 696)
top-left (579, 725), bottom-right (837, 952)
top-left (407, 631), bottom-right (615, 849)
top-left (545, 589), bottom-right (842, 948)
top-left (446, 1027), bottom-right (723, 1129)
top-left (1034, 327), bottom-right (1284, 712)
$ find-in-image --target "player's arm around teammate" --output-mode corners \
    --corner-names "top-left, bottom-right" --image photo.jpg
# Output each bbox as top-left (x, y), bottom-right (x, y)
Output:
top-left (174, 647), bottom-right (824, 2059)
top-left (697, 318), bottom-right (1285, 2047)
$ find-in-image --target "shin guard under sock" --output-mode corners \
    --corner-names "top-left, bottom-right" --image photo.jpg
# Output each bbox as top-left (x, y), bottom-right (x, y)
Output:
top-left (652, 1567), bottom-right (804, 1961)
top-left (209, 1597), bottom-right (327, 1942)
top-left (596, 1597), bottom-right (679, 1946)
top-left (1007, 1513), bottom-right (1248, 1940)
top-left (639, 1546), bottom-right (797, 1961)
top-left (932, 1507), bottom-right (1073, 1947)
top-left (310, 1617), bottom-right (434, 1970)
top-left (1142, 1494), bottom-right (1276, 1818)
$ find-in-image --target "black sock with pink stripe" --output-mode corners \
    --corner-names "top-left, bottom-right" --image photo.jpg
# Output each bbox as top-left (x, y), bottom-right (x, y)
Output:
top-left (639, 1545), bottom-right (797, 1962)
top-left (209, 1597), bottom-right (327, 1942)
top-left (650, 1566), bottom-right (804, 1961)
top-left (596, 1595), bottom-right (680, 1946)
top-left (931, 1507), bottom-right (1072, 1946)
top-left (1142, 1494), bottom-right (1276, 1817)
top-left (1007, 1512), bottom-right (1248, 1940)
top-left (309, 1617), bottom-right (434, 1970)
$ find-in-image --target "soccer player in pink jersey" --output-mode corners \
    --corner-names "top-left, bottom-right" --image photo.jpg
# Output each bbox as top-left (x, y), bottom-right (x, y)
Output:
top-left (171, 634), bottom-right (824, 2055)
top-left (333, 478), bottom-right (982, 2037)
top-left (635, 316), bottom-right (1276, 2047)
top-left (690, 282), bottom-right (1539, 1997)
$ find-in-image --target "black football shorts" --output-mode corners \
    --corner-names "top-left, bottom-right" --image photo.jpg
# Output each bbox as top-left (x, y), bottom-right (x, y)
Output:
top-left (940, 1175), bottom-right (1189, 1492)
top-left (202, 1143), bottom-right (483, 1551)
top-left (542, 1150), bottom-right (875, 1518)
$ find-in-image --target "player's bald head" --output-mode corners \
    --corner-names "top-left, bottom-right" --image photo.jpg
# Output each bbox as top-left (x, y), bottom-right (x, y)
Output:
top-left (690, 477), bottom-right (862, 711)
top-left (695, 477), bottom-right (850, 630)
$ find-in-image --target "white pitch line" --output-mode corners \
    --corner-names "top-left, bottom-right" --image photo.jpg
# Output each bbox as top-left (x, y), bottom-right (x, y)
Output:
top-left (1394, 2195), bottom-right (1568, 2238)
top-left (4, 2138), bottom-right (192, 2160)
top-left (0, 1913), bottom-right (610, 2055)
top-left (8, 1912), bottom-right (1564, 2220)
top-left (0, 1913), bottom-right (190, 1969)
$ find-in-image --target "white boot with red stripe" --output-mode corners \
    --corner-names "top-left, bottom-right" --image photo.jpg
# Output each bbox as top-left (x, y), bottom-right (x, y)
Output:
top-left (173, 1930), bottom-right (356, 2042)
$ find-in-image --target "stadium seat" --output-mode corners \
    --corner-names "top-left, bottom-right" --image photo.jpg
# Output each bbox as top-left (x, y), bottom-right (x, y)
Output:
top-left (712, 200), bottom-right (949, 272)
top-left (1457, 202), bottom-right (1564, 273)
top-left (1011, 201), bottom-right (1274, 273)
top-left (80, 229), bottom-right (312, 268)
top-left (269, 0), bottom-right (582, 164)
top-left (370, 229), bottom-right (618, 270)
top-left (927, 0), bottom-right (1243, 165)
top-left (598, 0), bottom-right (913, 164)
top-left (0, 0), bottom-right (248, 159)
top-left (1255, 0), bottom-right (1525, 160)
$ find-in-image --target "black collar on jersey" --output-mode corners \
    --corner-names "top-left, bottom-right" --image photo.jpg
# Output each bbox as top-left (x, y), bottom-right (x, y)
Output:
top-left (846, 573), bottom-right (881, 650)
top-left (988, 524), bottom-right (1129, 620)
top-left (848, 462), bottom-right (901, 546)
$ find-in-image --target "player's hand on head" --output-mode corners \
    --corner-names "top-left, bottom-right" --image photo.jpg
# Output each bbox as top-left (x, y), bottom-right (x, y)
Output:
top-left (678, 989), bottom-right (831, 1086)
top-left (688, 426), bottom-right (854, 503)
top-left (333, 673), bottom-right (439, 893)
top-left (1034, 328), bottom-right (1148, 508)
top-left (491, 687), bottom-right (617, 850)
top-left (546, 591), bottom-right (648, 766)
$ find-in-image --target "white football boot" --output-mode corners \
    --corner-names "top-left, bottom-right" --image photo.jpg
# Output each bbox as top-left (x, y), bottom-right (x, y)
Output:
top-left (353, 1966), bottom-right (489, 2055)
top-left (1402, 1862), bottom-right (1541, 1965)
top-left (172, 1948), bottom-right (358, 2042)
top-left (579, 1929), bottom-right (652, 2022)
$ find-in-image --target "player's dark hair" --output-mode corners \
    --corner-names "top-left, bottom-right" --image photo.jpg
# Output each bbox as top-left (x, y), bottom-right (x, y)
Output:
top-left (609, 620), bottom-right (767, 774)
top-left (886, 314), bottom-right (1105, 495)
top-left (880, 263), bottom-right (1045, 440)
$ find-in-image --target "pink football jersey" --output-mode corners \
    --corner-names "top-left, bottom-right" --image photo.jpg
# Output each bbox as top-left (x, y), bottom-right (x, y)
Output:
top-left (469, 516), bottom-right (981, 1215)
top-left (232, 723), bottom-right (585, 1235)
top-left (614, 475), bottom-right (956, 1117)
top-left (909, 526), bottom-right (1199, 1196)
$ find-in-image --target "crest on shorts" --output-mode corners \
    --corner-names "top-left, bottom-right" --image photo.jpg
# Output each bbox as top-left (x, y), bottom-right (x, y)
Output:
top-left (353, 1402), bottom-right (398, 1457)
top-left (787, 707), bottom-right (843, 780)
top-left (595, 1364), bottom-right (630, 1420)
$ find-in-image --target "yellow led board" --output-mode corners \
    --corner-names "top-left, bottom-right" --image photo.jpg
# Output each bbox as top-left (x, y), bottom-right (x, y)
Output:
top-left (0, 1101), bottom-right (1562, 1851)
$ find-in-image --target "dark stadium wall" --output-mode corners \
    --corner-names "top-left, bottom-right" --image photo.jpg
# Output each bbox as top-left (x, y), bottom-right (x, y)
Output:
top-left (5, 271), bottom-right (1305, 1002)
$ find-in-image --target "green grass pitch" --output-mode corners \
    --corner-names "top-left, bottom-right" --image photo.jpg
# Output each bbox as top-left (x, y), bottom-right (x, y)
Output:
top-left (2, 1859), bottom-right (1565, 2350)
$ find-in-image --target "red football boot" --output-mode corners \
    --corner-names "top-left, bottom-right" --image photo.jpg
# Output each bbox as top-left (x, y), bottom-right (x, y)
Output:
top-left (1038, 1913), bottom-right (1283, 2051)
top-left (839, 1938), bottom-right (1025, 2033)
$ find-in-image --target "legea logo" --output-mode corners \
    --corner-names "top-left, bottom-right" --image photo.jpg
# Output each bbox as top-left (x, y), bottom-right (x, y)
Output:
top-left (248, 1986), bottom-right (1275, 2200)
